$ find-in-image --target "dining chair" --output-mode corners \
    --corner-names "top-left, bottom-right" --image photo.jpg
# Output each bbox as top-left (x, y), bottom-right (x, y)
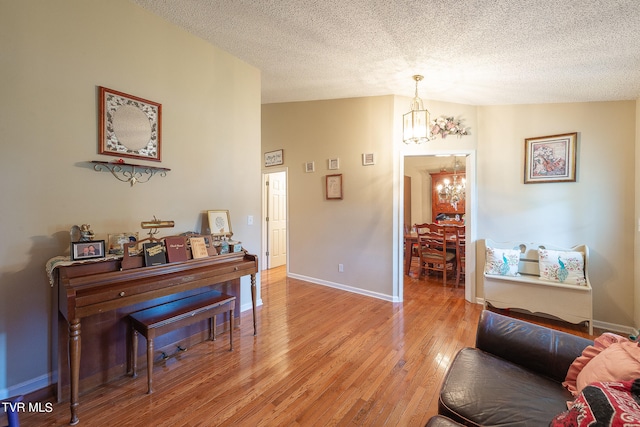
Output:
top-left (455, 226), bottom-right (466, 287)
top-left (417, 223), bottom-right (455, 286)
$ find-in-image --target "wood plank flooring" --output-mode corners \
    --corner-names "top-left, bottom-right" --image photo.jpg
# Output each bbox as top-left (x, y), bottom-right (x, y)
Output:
top-left (22, 265), bottom-right (594, 426)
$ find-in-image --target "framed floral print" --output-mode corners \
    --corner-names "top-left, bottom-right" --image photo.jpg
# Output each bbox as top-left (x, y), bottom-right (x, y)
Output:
top-left (524, 132), bottom-right (577, 184)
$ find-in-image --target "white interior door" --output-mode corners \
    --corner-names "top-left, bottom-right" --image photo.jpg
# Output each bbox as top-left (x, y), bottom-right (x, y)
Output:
top-left (266, 171), bottom-right (287, 268)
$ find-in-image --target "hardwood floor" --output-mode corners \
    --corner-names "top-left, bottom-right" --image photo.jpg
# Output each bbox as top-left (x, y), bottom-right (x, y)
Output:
top-left (22, 264), bottom-right (593, 426)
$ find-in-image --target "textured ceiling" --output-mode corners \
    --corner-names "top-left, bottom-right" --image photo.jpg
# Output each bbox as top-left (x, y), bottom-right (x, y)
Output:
top-left (131, 0), bottom-right (640, 105)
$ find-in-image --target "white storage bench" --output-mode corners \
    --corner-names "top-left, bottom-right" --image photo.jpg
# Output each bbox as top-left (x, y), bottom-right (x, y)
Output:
top-left (482, 239), bottom-right (593, 334)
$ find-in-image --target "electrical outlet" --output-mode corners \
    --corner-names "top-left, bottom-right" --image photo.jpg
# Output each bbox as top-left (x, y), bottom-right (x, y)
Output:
top-left (338, 264), bottom-right (344, 272)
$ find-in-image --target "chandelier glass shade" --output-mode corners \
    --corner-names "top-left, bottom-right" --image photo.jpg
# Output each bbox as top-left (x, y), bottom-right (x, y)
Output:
top-left (436, 158), bottom-right (466, 210)
top-left (403, 75), bottom-right (431, 144)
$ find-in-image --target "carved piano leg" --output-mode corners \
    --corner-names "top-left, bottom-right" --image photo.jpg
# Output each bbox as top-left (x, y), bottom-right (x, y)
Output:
top-left (69, 319), bottom-right (81, 425)
top-left (251, 273), bottom-right (257, 335)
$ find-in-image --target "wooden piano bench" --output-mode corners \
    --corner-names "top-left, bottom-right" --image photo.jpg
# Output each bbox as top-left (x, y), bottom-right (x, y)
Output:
top-left (128, 290), bottom-right (235, 394)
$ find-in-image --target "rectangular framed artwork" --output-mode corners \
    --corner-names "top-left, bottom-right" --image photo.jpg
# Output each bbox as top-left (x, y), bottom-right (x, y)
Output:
top-left (524, 132), bottom-right (577, 184)
top-left (264, 149), bottom-right (284, 167)
top-left (326, 174), bottom-right (343, 200)
top-left (305, 161), bottom-right (315, 173)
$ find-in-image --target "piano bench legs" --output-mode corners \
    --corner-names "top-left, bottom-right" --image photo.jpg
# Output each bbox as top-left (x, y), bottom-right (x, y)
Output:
top-left (128, 290), bottom-right (235, 394)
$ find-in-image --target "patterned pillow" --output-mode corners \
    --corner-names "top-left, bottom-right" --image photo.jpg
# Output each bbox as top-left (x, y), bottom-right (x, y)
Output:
top-left (484, 247), bottom-right (520, 277)
top-left (550, 379), bottom-right (640, 426)
top-left (538, 249), bottom-right (586, 285)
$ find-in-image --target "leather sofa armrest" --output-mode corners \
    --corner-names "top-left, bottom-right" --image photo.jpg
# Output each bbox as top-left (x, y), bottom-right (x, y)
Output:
top-left (475, 310), bottom-right (593, 382)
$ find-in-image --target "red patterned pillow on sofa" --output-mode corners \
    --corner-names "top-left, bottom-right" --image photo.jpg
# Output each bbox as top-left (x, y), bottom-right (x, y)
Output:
top-left (551, 379), bottom-right (640, 426)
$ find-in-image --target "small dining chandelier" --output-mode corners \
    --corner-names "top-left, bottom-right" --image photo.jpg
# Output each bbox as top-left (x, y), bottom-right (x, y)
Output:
top-left (437, 158), bottom-right (466, 210)
top-left (403, 75), bottom-right (431, 144)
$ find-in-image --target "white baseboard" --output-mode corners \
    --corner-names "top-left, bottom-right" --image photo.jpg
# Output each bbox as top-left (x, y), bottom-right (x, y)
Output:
top-left (287, 273), bottom-right (399, 302)
top-left (592, 320), bottom-right (636, 337)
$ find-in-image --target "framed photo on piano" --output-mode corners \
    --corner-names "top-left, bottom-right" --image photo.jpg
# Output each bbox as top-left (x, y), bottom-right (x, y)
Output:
top-left (71, 240), bottom-right (105, 261)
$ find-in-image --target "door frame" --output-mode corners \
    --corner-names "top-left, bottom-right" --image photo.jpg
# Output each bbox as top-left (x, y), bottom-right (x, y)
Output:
top-left (396, 149), bottom-right (477, 304)
top-left (261, 167), bottom-right (289, 271)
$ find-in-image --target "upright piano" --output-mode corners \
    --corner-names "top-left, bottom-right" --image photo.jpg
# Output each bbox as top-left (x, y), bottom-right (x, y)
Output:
top-left (53, 251), bottom-right (258, 425)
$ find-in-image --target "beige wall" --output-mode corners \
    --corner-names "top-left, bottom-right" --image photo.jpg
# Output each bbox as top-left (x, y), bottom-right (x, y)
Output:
top-left (264, 98), bottom-right (637, 331)
top-left (0, 1), bottom-right (261, 397)
top-left (477, 102), bottom-right (636, 327)
top-left (262, 97), bottom-right (396, 298)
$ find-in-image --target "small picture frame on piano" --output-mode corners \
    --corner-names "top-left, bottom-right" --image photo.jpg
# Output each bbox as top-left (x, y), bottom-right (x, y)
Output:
top-left (71, 240), bottom-right (106, 261)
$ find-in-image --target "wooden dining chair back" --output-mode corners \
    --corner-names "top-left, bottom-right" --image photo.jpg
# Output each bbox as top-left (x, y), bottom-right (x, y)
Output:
top-left (417, 223), bottom-right (455, 286)
top-left (455, 226), bottom-right (466, 287)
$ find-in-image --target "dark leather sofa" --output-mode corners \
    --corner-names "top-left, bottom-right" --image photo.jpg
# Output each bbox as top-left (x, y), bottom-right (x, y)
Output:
top-left (434, 310), bottom-right (593, 427)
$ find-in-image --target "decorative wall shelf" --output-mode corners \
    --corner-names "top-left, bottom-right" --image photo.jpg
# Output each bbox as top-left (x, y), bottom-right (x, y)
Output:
top-left (91, 160), bottom-right (170, 186)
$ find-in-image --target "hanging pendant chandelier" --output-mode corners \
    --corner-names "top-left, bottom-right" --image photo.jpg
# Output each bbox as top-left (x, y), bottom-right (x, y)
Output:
top-left (436, 158), bottom-right (466, 210)
top-left (402, 75), bottom-right (431, 144)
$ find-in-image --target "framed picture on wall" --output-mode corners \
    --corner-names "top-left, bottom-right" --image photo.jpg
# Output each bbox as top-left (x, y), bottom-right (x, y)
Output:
top-left (264, 149), bottom-right (284, 167)
top-left (305, 161), bottom-right (315, 173)
top-left (362, 153), bottom-right (375, 166)
top-left (524, 132), bottom-right (577, 184)
top-left (326, 174), bottom-right (343, 200)
top-left (99, 86), bottom-right (162, 162)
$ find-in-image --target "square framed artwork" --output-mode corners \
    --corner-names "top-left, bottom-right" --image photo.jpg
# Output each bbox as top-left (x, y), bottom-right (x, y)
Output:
top-left (362, 153), bottom-right (375, 166)
top-left (207, 210), bottom-right (233, 237)
top-left (305, 161), bottom-right (315, 173)
top-left (326, 174), bottom-right (343, 200)
top-left (328, 158), bottom-right (340, 170)
top-left (71, 240), bottom-right (106, 261)
top-left (524, 132), bottom-right (577, 184)
top-left (99, 86), bottom-right (162, 162)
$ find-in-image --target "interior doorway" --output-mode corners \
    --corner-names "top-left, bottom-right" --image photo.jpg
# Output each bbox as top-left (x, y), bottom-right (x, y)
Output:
top-left (399, 151), bottom-right (475, 304)
top-left (262, 170), bottom-right (288, 270)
